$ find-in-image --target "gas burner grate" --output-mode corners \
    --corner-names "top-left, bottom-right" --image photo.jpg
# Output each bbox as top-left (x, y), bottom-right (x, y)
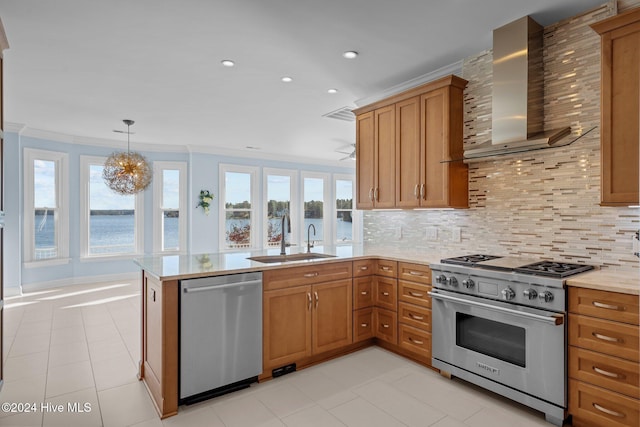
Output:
top-left (515, 261), bottom-right (594, 278)
top-left (441, 254), bottom-right (502, 266)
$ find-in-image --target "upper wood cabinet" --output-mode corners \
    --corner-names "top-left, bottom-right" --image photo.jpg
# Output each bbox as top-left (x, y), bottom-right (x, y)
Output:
top-left (356, 105), bottom-right (396, 209)
top-left (354, 75), bottom-right (468, 209)
top-left (592, 8), bottom-right (640, 206)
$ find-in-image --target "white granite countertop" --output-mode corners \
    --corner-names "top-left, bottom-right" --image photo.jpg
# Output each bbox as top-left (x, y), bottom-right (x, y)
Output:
top-left (134, 244), bottom-right (450, 281)
top-left (567, 269), bottom-right (640, 295)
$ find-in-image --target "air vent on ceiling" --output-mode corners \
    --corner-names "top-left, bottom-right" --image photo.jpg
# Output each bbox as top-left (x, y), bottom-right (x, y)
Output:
top-left (322, 106), bottom-right (355, 122)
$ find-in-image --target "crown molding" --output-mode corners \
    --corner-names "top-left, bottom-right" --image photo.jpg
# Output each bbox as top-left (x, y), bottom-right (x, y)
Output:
top-left (354, 60), bottom-right (463, 107)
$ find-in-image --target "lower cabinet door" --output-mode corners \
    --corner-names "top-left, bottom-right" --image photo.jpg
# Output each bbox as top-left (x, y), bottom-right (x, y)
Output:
top-left (263, 286), bottom-right (313, 370)
top-left (569, 379), bottom-right (639, 427)
top-left (354, 308), bottom-right (374, 342)
top-left (312, 279), bottom-right (353, 354)
top-left (374, 308), bottom-right (397, 345)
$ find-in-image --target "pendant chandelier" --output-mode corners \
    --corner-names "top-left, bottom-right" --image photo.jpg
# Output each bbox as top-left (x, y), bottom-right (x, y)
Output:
top-left (103, 119), bottom-right (152, 195)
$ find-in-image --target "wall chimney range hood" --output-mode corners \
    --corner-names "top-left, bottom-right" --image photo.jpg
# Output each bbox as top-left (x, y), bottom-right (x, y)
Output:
top-left (464, 16), bottom-right (573, 159)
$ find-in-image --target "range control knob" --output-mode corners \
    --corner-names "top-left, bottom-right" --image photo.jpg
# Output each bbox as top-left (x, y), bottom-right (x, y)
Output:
top-left (436, 274), bottom-right (447, 284)
top-left (501, 287), bottom-right (515, 301)
top-left (523, 289), bottom-right (538, 300)
top-left (446, 276), bottom-right (458, 287)
top-left (539, 291), bottom-right (554, 303)
top-left (462, 279), bottom-right (475, 289)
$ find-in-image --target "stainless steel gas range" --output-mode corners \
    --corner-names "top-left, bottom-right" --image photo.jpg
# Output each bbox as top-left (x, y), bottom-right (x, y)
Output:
top-left (429, 254), bottom-right (595, 426)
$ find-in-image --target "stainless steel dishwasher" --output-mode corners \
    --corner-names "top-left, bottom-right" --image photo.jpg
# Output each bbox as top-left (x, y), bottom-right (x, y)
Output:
top-left (180, 272), bottom-right (262, 404)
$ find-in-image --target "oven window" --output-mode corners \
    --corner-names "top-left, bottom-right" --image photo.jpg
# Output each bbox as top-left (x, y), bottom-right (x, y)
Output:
top-left (456, 313), bottom-right (526, 367)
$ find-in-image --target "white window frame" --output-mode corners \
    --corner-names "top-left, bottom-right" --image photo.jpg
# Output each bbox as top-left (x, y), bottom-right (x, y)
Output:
top-left (153, 161), bottom-right (187, 253)
top-left (263, 168), bottom-right (299, 249)
top-left (333, 173), bottom-right (361, 244)
top-left (219, 164), bottom-right (259, 251)
top-left (23, 148), bottom-right (70, 267)
top-left (300, 171), bottom-right (330, 246)
top-left (80, 155), bottom-right (144, 259)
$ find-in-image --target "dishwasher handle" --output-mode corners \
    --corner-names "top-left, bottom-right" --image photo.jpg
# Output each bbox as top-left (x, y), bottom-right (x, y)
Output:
top-left (183, 279), bottom-right (262, 294)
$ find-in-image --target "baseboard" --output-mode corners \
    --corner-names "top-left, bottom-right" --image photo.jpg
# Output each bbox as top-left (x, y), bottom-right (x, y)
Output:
top-left (20, 271), bottom-right (139, 294)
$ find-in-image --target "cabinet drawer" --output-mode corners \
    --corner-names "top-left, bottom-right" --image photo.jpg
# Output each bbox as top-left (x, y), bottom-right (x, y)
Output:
top-left (354, 308), bottom-right (374, 342)
top-left (398, 262), bottom-right (431, 285)
top-left (353, 277), bottom-right (374, 309)
top-left (569, 288), bottom-right (639, 325)
top-left (568, 314), bottom-right (639, 362)
top-left (398, 324), bottom-right (431, 358)
top-left (375, 260), bottom-right (398, 278)
top-left (569, 379), bottom-right (639, 427)
top-left (374, 277), bottom-right (397, 311)
top-left (374, 308), bottom-right (397, 345)
top-left (398, 302), bottom-right (431, 331)
top-left (569, 346), bottom-right (639, 399)
top-left (263, 262), bottom-right (352, 290)
top-left (353, 259), bottom-right (375, 277)
top-left (398, 280), bottom-right (432, 308)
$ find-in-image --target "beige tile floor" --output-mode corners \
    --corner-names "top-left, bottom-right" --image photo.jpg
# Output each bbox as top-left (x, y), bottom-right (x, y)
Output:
top-left (0, 280), bottom-right (560, 427)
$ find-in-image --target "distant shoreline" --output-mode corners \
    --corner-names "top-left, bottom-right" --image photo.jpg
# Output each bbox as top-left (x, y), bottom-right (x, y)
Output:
top-left (35, 209), bottom-right (181, 217)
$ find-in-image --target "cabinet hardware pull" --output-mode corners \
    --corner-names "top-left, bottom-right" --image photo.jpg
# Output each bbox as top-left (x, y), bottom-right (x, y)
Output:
top-left (408, 271), bottom-right (423, 276)
top-left (592, 301), bottom-right (622, 311)
top-left (408, 291), bottom-right (424, 297)
top-left (381, 266), bottom-right (391, 271)
top-left (361, 323), bottom-right (368, 327)
top-left (592, 403), bottom-right (625, 418)
top-left (360, 266), bottom-right (368, 271)
top-left (382, 323), bottom-right (390, 328)
top-left (420, 183), bottom-right (425, 200)
top-left (368, 188), bottom-right (374, 202)
top-left (409, 337), bottom-right (423, 345)
top-left (374, 187), bottom-right (379, 201)
top-left (592, 332), bottom-right (622, 343)
top-left (408, 313), bottom-right (424, 320)
top-left (414, 184), bottom-right (420, 199)
top-left (314, 291), bottom-right (319, 309)
top-left (382, 292), bottom-right (390, 296)
top-left (361, 291), bottom-right (368, 295)
top-left (307, 293), bottom-right (312, 311)
top-left (593, 366), bottom-right (624, 379)
top-left (303, 272), bottom-right (319, 278)
top-left (151, 289), bottom-right (156, 302)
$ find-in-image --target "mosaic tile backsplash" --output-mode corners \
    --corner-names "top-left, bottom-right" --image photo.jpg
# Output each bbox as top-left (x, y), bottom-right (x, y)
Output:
top-left (363, 1), bottom-right (640, 272)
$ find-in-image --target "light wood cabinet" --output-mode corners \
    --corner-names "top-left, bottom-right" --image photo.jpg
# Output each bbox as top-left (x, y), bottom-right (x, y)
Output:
top-left (140, 272), bottom-right (179, 418)
top-left (397, 262), bottom-right (432, 363)
top-left (263, 262), bottom-right (353, 371)
top-left (355, 75), bottom-right (468, 210)
top-left (592, 8), bottom-right (640, 206)
top-left (355, 105), bottom-right (396, 208)
top-left (568, 287), bottom-right (639, 427)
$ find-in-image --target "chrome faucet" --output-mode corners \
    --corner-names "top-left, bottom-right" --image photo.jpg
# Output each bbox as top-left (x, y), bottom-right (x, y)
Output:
top-left (306, 223), bottom-right (316, 253)
top-left (280, 213), bottom-right (291, 255)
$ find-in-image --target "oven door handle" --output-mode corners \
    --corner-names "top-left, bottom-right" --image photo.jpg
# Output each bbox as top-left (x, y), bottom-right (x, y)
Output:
top-left (428, 291), bottom-right (564, 326)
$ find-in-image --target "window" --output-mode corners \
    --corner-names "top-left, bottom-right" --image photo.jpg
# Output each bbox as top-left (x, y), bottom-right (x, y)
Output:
top-left (153, 162), bottom-right (187, 253)
top-left (302, 172), bottom-right (329, 245)
top-left (80, 156), bottom-right (144, 257)
top-left (23, 149), bottom-right (69, 265)
top-left (220, 165), bottom-right (258, 250)
top-left (263, 169), bottom-right (297, 248)
top-left (334, 175), bottom-right (357, 243)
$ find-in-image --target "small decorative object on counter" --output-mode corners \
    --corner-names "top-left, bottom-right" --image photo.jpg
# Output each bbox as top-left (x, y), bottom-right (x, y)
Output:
top-left (196, 254), bottom-right (212, 269)
top-left (197, 190), bottom-right (214, 215)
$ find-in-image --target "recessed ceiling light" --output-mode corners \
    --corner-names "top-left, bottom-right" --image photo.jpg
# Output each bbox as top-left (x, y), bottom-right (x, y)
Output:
top-left (281, 76), bottom-right (293, 83)
top-left (342, 51), bottom-right (358, 59)
top-left (221, 60), bottom-right (235, 67)
top-left (327, 88), bottom-right (338, 94)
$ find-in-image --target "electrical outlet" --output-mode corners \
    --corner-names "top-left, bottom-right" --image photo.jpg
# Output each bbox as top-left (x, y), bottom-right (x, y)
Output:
top-left (426, 227), bottom-right (438, 241)
top-left (451, 227), bottom-right (461, 243)
top-left (395, 226), bottom-right (403, 239)
top-left (633, 230), bottom-right (639, 258)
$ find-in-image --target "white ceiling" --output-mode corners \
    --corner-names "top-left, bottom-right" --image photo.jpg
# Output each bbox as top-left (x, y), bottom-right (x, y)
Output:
top-left (0, 0), bottom-right (605, 165)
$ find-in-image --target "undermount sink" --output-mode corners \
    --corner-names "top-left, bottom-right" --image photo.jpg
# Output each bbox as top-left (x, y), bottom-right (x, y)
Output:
top-left (247, 253), bottom-right (337, 264)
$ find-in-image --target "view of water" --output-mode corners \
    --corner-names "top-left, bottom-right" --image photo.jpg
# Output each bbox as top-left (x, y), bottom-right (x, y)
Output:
top-left (225, 217), bottom-right (353, 246)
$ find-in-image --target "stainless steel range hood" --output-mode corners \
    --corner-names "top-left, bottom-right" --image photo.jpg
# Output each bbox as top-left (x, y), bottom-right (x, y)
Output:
top-left (465, 16), bottom-right (572, 159)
